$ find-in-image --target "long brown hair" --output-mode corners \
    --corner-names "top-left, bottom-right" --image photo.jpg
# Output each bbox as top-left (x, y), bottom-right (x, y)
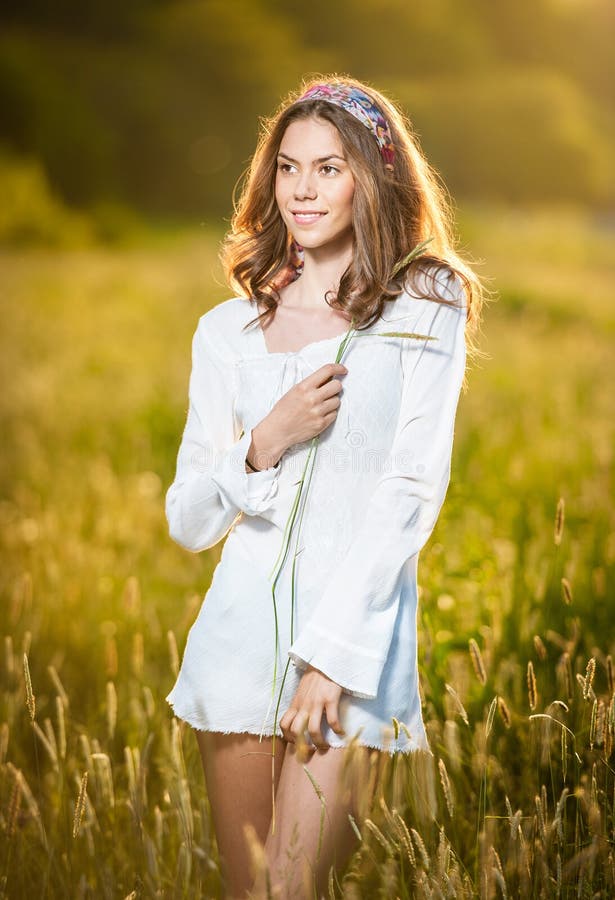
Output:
top-left (220, 73), bottom-right (491, 369)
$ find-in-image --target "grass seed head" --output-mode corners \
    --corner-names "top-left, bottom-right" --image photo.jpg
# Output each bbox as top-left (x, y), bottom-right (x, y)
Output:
top-left (560, 577), bottom-right (573, 605)
top-left (469, 638), bottom-right (487, 686)
top-left (23, 653), bottom-right (35, 722)
top-left (72, 772), bottom-right (88, 838)
top-left (445, 683), bottom-right (469, 726)
top-left (606, 655), bottom-right (614, 695)
top-left (438, 758), bottom-right (454, 817)
top-left (106, 681), bottom-right (117, 741)
top-left (584, 657), bottom-right (596, 698)
top-left (554, 497), bottom-right (565, 545)
top-left (533, 635), bottom-right (547, 660)
top-left (497, 695), bottom-right (512, 728)
top-left (527, 661), bottom-right (537, 711)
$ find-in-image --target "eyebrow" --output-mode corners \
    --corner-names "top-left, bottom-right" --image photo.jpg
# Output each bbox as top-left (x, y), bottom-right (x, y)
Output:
top-left (277, 152), bottom-right (346, 164)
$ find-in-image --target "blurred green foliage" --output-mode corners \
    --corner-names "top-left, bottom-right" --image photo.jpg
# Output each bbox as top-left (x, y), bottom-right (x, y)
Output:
top-left (0, 0), bottom-right (614, 220)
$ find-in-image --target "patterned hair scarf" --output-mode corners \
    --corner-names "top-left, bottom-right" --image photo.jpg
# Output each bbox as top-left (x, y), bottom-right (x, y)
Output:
top-left (277, 82), bottom-right (396, 287)
top-left (296, 82), bottom-right (395, 170)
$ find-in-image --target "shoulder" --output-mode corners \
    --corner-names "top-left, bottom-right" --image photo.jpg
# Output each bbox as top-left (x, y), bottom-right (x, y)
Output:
top-left (381, 264), bottom-right (467, 333)
top-left (398, 264), bottom-right (468, 342)
top-left (195, 296), bottom-right (255, 359)
top-left (403, 262), bottom-right (468, 311)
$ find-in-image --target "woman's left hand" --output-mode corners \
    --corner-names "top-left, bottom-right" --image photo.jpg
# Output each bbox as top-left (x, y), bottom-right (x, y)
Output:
top-left (280, 665), bottom-right (346, 751)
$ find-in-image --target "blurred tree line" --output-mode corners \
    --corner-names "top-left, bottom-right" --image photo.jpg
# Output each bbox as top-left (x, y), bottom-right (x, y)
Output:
top-left (1, 0), bottom-right (613, 220)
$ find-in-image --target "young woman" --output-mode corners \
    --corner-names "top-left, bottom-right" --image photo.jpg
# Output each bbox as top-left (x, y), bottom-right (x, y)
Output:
top-left (165, 75), bottom-right (484, 898)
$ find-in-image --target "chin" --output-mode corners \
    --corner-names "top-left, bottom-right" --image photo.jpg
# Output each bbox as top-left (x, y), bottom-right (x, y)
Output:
top-left (292, 232), bottom-right (348, 250)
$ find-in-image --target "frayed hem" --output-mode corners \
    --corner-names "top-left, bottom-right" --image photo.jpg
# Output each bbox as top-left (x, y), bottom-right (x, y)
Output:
top-left (166, 695), bottom-right (431, 756)
top-left (166, 697), bottom-right (283, 740)
top-left (189, 723), bottom-right (284, 740)
top-left (167, 713), bottom-right (430, 756)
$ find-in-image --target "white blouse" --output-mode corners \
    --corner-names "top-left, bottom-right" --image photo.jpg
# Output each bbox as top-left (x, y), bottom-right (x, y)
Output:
top-left (165, 265), bottom-right (467, 753)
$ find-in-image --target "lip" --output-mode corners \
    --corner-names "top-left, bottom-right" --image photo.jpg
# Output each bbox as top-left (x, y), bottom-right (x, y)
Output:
top-left (291, 211), bottom-right (327, 225)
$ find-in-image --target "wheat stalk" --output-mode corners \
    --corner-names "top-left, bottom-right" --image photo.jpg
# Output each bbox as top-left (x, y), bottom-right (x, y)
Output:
top-left (497, 695), bottom-right (512, 729)
top-left (410, 827), bottom-right (430, 870)
top-left (445, 683), bottom-right (470, 725)
top-left (167, 630), bottom-right (180, 677)
top-left (47, 665), bottom-right (69, 708)
top-left (527, 661), bottom-right (537, 711)
top-left (469, 638), bottom-right (487, 685)
top-left (583, 657), bottom-right (596, 699)
top-left (23, 652), bottom-right (35, 722)
top-left (438, 758), bottom-right (454, 817)
top-left (393, 810), bottom-right (416, 867)
top-left (606, 655), bottom-right (614, 695)
top-left (533, 635), bottom-right (547, 661)
top-left (106, 681), bottom-right (117, 741)
top-left (32, 721), bottom-right (58, 770)
top-left (302, 765), bottom-right (327, 862)
top-left (0, 722), bottom-right (8, 766)
top-left (390, 237), bottom-right (434, 276)
top-left (560, 577), bottom-right (573, 605)
top-left (72, 771), bottom-right (88, 838)
top-left (7, 775), bottom-right (22, 840)
top-left (554, 497), bottom-right (565, 545)
top-left (364, 818), bottom-right (395, 856)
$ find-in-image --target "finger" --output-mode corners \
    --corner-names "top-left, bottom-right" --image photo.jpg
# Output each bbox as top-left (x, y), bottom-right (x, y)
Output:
top-left (280, 707), bottom-right (298, 730)
top-left (296, 729), bottom-right (315, 760)
top-left (325, 700), bottom-right (346, 737)
top-left (320, 395), bottom-right (342, 416)
top-left (308, 710), bottom-right (329, 751)
top-left (280, 707), bottom-right (298, 742)
top-left (290, 709), bottom-right (310, 742)
top-left (312, 364), bottom-right (348, 387)
top-left (318, 378), bottom-right (345, 401)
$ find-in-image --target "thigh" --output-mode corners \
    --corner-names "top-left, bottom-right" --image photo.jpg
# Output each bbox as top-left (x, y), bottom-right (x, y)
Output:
top-left (195, 730), bottom-right (287, 895)
top-left (260, 741), bottom-right (372, 899)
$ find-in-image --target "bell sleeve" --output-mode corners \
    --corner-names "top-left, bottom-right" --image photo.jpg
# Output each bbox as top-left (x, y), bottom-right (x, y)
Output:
top-left (165, 314), bottom-right (281, 553)
top-left (287, 277), bottom-right (468, 698)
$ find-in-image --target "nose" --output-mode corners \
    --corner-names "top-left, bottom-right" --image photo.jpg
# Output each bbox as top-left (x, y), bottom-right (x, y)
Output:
top-left (294, 169), bottom-right (317, 200)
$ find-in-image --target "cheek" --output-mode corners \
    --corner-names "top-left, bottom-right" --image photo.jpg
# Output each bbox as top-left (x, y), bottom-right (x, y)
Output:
top-left (274, 177), bottom-right (286, 209)
top-left (339, 181), bottom-right (355, 215)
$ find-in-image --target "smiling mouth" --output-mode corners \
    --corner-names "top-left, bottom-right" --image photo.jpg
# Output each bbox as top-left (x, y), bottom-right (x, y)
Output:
top-left (292, 212), bottom-right (327, 223)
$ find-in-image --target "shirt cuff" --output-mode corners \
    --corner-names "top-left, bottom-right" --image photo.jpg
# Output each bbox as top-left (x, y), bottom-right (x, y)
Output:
top-left (287, 621), bottom-right (385, 700)
top-left (210, 428), bottom-right (281, 516)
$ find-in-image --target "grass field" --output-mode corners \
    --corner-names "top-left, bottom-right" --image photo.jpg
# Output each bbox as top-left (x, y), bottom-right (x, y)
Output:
top-left (1, 204), bottom-right (614, 897)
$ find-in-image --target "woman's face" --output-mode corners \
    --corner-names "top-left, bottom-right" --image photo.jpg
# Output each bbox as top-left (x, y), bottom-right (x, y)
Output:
top-left (275, 117), bottom-right (355, 257)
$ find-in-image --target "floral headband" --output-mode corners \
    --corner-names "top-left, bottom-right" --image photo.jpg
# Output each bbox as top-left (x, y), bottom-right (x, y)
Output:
top-left (296, 82), bottom-right (396, 171)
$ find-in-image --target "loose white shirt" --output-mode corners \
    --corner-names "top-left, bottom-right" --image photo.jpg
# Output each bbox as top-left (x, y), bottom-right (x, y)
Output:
top-left (165, 265), bottom-right (467, 753)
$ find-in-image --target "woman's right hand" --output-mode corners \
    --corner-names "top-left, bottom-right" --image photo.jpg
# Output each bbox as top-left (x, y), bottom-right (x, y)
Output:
top-left (251, 363), bottom-right (348, 465)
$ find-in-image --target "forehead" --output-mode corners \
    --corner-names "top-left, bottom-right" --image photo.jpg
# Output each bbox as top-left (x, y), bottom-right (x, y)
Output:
top-left (279, 116), bottom-right (343, 151)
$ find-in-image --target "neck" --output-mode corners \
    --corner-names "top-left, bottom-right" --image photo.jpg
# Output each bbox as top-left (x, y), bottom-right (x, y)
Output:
top-left (287, 239), bottom-right (354, 310)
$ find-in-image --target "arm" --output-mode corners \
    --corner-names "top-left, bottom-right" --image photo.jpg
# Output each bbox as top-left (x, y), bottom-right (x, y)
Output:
top-left (165, 316), bottom-right (282, 552)
top-left (287, 276), bottom-right (468, 698)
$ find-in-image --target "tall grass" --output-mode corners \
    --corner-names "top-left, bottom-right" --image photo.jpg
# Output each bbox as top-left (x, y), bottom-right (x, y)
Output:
top-left (1, 205), bottom-right (613, 897)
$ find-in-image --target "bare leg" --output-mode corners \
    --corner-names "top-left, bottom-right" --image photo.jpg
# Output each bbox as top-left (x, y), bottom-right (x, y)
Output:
top-left (251, 740), bottom-right (374, 899)
top-left (195, 730), bottom-right (287, 899)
